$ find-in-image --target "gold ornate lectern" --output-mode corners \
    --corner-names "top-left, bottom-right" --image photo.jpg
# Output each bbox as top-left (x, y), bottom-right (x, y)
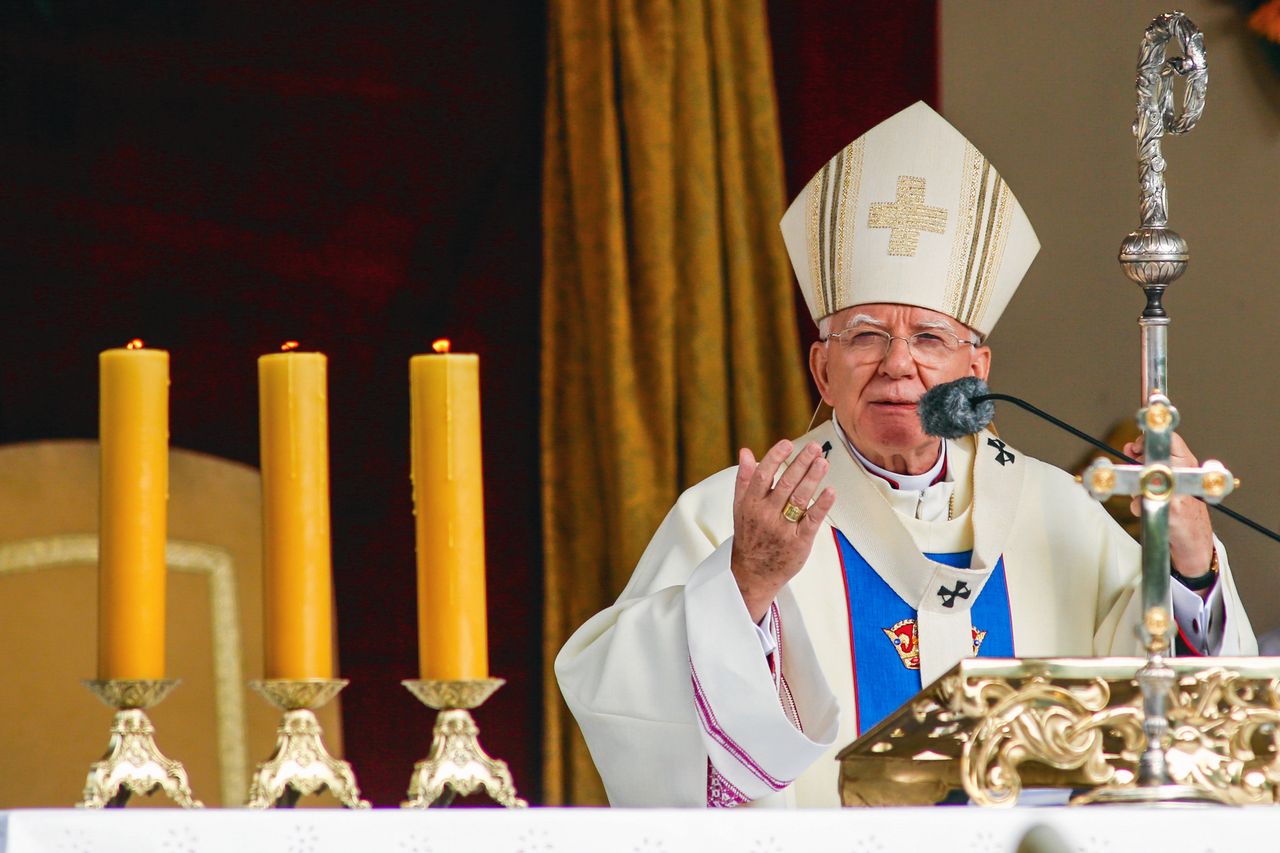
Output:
top-left (838, 657), bottom-right (1280, 807)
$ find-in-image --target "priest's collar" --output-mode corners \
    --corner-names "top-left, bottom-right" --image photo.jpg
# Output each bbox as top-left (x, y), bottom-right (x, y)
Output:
top-left (833, 415), bottom-right (948, 491)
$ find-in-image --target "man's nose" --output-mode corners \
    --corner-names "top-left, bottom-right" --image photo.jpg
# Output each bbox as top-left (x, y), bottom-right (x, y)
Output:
top-left (879, 335), bottom-right (916, 376)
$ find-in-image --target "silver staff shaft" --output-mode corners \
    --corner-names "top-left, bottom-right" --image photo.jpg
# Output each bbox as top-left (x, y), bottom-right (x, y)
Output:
top-left (1139, 315), bottom-right (1171, 619)
top-left (1140, 315), bottom-right (1168, 404)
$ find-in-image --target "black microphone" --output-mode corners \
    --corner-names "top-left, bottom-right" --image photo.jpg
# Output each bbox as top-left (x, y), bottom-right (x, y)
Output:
top-left (919, 378), bottom-right (1127, 461)
top-left (917, 378), bottom-right (1280, 546)
top-left (917, 377), bottom-right (995, 438)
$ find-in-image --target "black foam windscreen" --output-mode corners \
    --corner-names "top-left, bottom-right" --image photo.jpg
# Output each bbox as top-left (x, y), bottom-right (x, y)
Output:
top-left (917, 377), bottom-right (996, 438)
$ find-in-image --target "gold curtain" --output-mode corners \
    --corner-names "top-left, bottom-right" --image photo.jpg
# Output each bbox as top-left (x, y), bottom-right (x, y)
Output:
top-left (541, 0), bottom-right (810, 805)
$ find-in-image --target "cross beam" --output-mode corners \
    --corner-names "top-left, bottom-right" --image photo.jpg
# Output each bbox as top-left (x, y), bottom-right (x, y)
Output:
top-left (1078, 397), bottom-right (1236, 651)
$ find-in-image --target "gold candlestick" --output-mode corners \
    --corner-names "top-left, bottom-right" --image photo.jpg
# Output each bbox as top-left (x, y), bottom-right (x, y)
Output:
top-left (79, 679), bottom-right (202, 808)
top-left (401, 678), bottom-right (526, 808)
top-left (246, 678), bottom-right (369, 808)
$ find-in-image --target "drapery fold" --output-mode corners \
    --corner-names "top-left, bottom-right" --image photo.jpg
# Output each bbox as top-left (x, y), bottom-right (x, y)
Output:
top-left (541, 0), bottom-right (808, 805)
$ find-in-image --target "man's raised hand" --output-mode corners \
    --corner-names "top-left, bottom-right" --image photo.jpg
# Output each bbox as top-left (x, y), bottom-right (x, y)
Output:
top-left (731, 440), bottom-right (836, 622)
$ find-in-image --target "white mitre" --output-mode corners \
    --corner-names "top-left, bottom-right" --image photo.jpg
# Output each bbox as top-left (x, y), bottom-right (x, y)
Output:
top-left (779, 101), bottom-right (1039, 337)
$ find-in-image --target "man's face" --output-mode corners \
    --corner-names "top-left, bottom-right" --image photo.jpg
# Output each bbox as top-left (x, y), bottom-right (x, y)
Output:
top-left (808, 303), bottom-right (991, 471)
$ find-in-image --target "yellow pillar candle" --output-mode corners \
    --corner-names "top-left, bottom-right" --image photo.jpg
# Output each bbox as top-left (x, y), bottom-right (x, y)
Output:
top-left (410, 340), bottom-right (489, 680)
top-left (258, 345), bottom-right (335, 680)
top-left (98, 340), bottom-right (169, 680)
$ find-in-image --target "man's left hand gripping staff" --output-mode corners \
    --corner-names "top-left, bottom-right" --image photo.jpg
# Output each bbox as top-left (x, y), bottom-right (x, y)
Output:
top-left (731, 440), bottom-right (837, 623)
top-left (1123, 430), bottom-right (1216, 589)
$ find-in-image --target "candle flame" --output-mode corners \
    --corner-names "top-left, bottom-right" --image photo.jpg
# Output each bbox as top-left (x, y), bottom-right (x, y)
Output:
top-left (432, 338), bottom-right (451, 354)
top-left (281, 341), bottom-right (300, 351)
top-left (125, 339), bottom-right (144, 350)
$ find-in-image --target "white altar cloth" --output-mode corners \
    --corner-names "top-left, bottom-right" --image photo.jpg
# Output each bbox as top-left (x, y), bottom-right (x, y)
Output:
top-left (3, 806), bottom-right (1280, 853)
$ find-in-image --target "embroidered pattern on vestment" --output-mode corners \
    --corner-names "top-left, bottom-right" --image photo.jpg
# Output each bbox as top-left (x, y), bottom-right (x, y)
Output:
top-left (988, 437), bottom-right (1016, 466)
top-left (690, 661), bottom-right (789, 792)
top-left (937, 579), bottom-right (971, 608)
top-left (707, 761), bottom-right (749, 808)
top-left (881, 619), bottom-right (988, 670)
top-left (769, 602), bottom-right (803, 732)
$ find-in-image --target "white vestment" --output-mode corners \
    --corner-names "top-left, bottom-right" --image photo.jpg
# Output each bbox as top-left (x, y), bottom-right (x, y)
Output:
top-left (555, 421), bottom-right (1256, 808)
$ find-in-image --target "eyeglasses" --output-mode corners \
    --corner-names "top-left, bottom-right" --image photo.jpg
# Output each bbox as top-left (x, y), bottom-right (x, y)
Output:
top-left (824, 326), bottom-right (976, 367)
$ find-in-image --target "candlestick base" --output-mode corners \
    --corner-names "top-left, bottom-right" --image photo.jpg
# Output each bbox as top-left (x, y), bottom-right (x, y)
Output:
top-left (79, 679), bottom-right (203, 808)
top-left (245, 679), bottom-right (370, 809)
top-left (401, 678), bottom-right (526, 808)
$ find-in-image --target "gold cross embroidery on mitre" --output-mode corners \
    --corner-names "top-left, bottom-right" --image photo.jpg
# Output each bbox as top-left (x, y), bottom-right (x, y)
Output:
top-left (867, 176), bottom-right (949, 256)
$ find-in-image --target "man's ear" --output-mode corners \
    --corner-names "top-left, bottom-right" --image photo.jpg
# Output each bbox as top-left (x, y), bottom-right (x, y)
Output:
top-left (971, 345), bottom-right (992, 381)
top-left (809, 340), bottom-right (834, 404)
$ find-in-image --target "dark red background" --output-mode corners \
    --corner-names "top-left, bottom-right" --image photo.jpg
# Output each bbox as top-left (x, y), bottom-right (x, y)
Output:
top-left (0, 1), bottom-right (934, 805)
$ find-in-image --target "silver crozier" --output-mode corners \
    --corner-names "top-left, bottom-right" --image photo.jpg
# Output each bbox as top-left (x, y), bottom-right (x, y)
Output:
top-left (1078, 11), bottom-right (1237, 804)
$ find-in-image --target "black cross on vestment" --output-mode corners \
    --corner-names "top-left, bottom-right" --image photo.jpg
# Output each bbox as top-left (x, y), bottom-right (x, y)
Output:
top-left (987, 437), bottom-right (1015, 466)
top-left (937, 580), bottom-right (971, 608)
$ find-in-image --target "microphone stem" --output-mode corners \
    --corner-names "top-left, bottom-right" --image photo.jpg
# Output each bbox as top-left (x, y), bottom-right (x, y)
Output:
top-left (977, 393), bottom-right (1133, 463)
top-left (1214, 503), bottom-right (1280, 545)
top-left (974, 393), bottom-right (1280, 546)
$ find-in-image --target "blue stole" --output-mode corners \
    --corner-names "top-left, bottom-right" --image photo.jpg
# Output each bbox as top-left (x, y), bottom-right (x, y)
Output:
top-left (834, 530), bottom-right (1015, 733)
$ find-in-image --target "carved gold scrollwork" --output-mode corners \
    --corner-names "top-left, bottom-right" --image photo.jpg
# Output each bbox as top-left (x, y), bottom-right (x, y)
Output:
top-left (957, 668), bottom-right (1280, 806)
top-left (79, 680), bottom-right (202, 809)
top-left (1159, 669), bottom-right (1280, 804)
top-left (245, 709), bottom-right (370, 809)
top-left (402, 708), bottom-right (526, 808)
top-left (80, 708), bottom-right (203, 808)
top-left (246, 679), bottom-right (369, 809)
top-left (960, 676), bottom-right (1143, 807)
top-left (837, 658), bottom-right (1280, 807)
top-left (400, 679), bottom-right (526, 809)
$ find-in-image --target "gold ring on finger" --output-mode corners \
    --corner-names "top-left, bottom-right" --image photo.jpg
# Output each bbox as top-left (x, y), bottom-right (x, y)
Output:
top-left (782, 500), bottom-right (806, 523)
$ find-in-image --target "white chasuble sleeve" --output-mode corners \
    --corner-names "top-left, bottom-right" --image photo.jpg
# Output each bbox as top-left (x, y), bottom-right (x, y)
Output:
top-left (555, 581), bottom-right (707, 806)
top-left (685, 543), bottom-right (839, 804)
top-left (555, 467), bottom-right (839, 807)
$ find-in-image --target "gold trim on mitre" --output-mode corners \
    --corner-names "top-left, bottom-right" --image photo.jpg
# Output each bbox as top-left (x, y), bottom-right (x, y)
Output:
top-left (805, 137), bottom-right (865, 318)
top-left (780, 101), bottom-right (1039, 337)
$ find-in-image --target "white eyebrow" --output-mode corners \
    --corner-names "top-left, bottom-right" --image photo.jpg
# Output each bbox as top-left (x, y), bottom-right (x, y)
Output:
top-left (843, 315), bottom-right (956, 334)
top-left (913, 318), bottom-right (959, 333)
top-left (836, 314), bottom-right (981, 344)
top-left (914, 317), bottom-right (981, 344)
top-left (844, 313), bottom-right (887, 329)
